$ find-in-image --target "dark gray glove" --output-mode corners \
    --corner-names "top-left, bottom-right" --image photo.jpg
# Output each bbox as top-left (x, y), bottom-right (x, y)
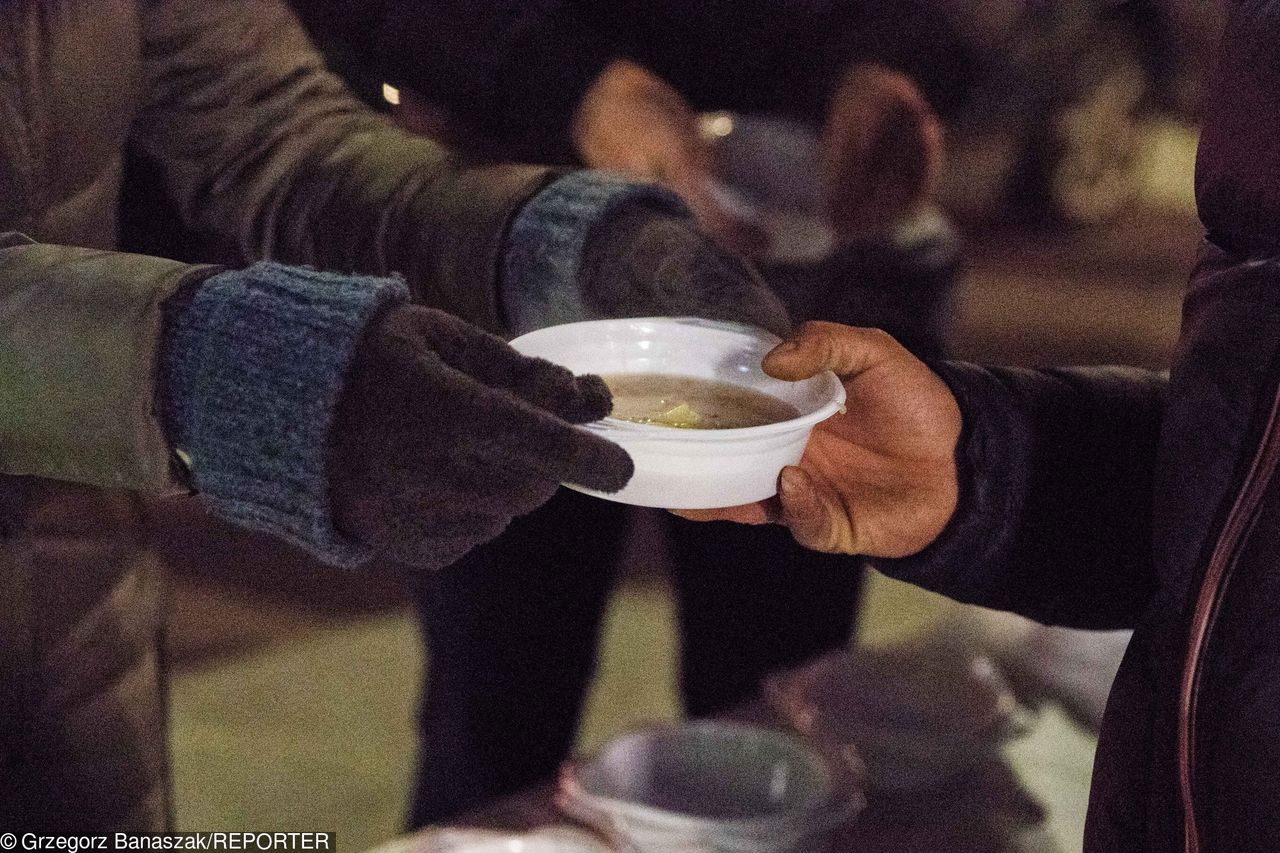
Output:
top-left (328, 305), bottom-right (633, 569)
top-left (581, 204), bottom-right (792, 337)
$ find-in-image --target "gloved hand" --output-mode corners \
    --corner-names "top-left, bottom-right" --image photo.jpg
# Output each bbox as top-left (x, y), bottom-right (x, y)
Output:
top-left (580, 203), bottom-right (792, 338)
top-left (502, 171), bottom-right (792, 338)
top-left (328, 305), bottom-right (633, 569)
top-left (160, 261), bottom-right (627, 572)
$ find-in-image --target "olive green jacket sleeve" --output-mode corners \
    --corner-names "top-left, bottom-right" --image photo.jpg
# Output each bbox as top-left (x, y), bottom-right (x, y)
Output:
top-left (0, 235), bottom-right (216, 491)
top-left (131, 0), bottom-right (556, 333)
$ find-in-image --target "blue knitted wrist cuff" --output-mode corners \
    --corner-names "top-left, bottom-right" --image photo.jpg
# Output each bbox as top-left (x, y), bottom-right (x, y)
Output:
top-left (162, 261), bottom-right (409, 568)
top-left (501, 170), bottom-right (689, 334)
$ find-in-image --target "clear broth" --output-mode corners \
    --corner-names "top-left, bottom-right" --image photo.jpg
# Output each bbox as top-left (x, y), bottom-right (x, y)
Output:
top-left (603, 374), bottom-right (799, 429)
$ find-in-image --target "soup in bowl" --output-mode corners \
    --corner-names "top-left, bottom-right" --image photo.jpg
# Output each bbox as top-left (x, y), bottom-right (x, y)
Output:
top-left (508, 318), bottom-right (845, 509)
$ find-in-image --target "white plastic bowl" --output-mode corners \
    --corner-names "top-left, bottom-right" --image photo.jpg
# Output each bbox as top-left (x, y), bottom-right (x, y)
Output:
top-left (369, 827), bottom-right (608, 853)
top-left (508, 318), bottom-right (845, 509)
top-left (556, 722), bottom-right (859, 853)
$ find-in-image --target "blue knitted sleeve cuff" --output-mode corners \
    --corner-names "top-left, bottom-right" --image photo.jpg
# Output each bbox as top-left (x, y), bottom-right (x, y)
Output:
top-left (501, 170), bottom-right (690, 335)
top-left (162, 261), bottom-right (409, 569)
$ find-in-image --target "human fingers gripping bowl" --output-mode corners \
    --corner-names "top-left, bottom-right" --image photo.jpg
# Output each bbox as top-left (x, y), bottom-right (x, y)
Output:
top-left (673, 322), bottom-right (963, 559)
top-left (480, 390), bottom-right (635, 495)
top-left (776, 465), bottom-right (860, 554)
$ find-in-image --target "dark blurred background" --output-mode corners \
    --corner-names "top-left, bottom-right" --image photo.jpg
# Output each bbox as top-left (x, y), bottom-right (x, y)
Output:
top-left (155, 3), bottom-right (1214, 848)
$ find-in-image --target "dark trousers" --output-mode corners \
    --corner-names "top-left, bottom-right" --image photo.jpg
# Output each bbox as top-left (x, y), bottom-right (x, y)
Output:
top-left (407, 488), bottom-right (866, 825)
top-left (407, 219), bottom-right (959, 826)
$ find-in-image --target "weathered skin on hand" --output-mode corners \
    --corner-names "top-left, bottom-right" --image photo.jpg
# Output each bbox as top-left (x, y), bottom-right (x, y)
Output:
top-left (673, 321), bottom-right (960, 559)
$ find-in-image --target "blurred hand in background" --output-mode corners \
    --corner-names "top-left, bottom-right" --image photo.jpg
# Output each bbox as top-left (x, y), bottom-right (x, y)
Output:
top-left (824, 64), bottom-right (943, 241)
top-left (570, 60), bottom-right (944, 259)
top-left (571, 59), bottom-right (769, 257)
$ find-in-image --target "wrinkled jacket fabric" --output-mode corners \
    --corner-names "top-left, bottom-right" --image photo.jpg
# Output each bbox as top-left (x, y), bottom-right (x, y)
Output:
top-left (875, 3), bottom-right (1280, 850)
top-left (0, 0), bottom-right (553, 830)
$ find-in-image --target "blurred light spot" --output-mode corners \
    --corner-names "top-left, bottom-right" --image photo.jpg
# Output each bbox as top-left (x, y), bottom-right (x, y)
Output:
top-left (703, 113), bottom-right (734, 138)
top-left (382, 83), bottom-right (401, 106)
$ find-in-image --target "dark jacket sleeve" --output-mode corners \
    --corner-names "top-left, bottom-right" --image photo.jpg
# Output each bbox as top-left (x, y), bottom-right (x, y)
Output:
top-left (1194, 0), bottom-right (1280, 259)
top-left (872, 362), bottom-right (1167, 629)
top-left (131, 0), bottom-right (556, 334)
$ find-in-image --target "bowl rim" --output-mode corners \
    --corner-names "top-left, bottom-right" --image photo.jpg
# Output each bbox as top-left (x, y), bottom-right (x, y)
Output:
top-left (509, 317), bottom-right (847, 442)
top-left (413, 827), bottom-right (610, 853)
top-left (556, 720), bottom-right (844, 830)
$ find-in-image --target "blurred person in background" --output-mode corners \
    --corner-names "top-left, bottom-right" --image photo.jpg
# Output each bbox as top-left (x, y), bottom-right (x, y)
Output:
top-left (291, 0), bottom-right (1212, 825)
top-left (293, 0), bottom-right (971, 350)
top-left (931, 0), bottom-right (1222, 229)
top-left (290, 0), bottom-right (969, 826)
top-left (686, 1), bottom-right (1280, 848)
top-left (0, 0), bottom-right (804, 831)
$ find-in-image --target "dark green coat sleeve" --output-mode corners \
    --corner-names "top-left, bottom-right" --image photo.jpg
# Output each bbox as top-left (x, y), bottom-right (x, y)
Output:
top-left (0, 236), bottom-right (215, 490)
top-left (132, 0), bottom-right (555, 334)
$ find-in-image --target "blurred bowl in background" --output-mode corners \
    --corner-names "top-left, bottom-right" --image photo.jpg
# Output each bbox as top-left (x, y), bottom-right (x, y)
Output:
top-left (764, 647), bottom-right (1034, 792)
top-left (367, 827), bottom-right (609, 853)
top-left (698, 112), bottom-right (837, 265)
top-left (557, 721), bottom-right (861, 852)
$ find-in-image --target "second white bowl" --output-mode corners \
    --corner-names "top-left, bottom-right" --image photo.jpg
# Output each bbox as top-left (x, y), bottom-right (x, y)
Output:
top-left (556, 722), bottom-right (859, 853)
